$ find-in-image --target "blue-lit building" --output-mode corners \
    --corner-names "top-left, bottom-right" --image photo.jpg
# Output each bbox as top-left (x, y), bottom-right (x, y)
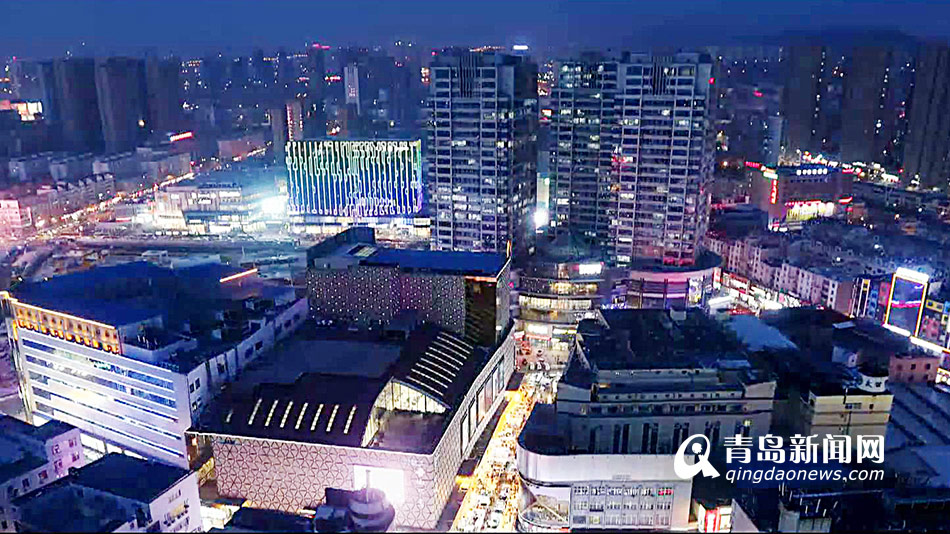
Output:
top-left (286, 138), bottom-right (423, 222)
top-left (1, 262), bottom-right (308, 468)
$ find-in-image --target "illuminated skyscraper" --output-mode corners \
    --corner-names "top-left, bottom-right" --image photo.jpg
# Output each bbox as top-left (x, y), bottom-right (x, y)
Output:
top-left (427, 49), bottom-right (538, 254)
top-left (550, 52), bottom-right (714, 266)
top-left (285, 139), bottom-right (423, 220)
top-left (271, 99), bottom-right (303, 161)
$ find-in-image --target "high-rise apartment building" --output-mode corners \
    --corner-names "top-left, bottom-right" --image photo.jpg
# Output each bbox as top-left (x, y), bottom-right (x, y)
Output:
top-left (782, 43), bottom-right (913, 169)
top-left (903, 43), bottom-right (950, 190)
top-left (548, 54), bottom-right (617, 247)
top-left (549, 52), bottom-right (714, 266)
top-left (145, 56), bottom-right (183, 136)
top-left (304, 44), bottom-right (328, 138)
top-left (427, 49), bottom-right (538, 254)
top-left (270, 99), bottom-right (304, 161)
top-left (781, 45), bottom-right (844, 160)
top-left (51, 58), bottom-right (103, 153)
top-left (839, 46), bottom-right (914, 168)
top-left (95, 57), bottom-right (148, 153)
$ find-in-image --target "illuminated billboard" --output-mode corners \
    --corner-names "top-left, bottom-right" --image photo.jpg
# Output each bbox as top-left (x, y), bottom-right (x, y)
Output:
top-left (884, 268), bottom-right (929, 337)
top-left (286, 139), bottom-right (423, 219)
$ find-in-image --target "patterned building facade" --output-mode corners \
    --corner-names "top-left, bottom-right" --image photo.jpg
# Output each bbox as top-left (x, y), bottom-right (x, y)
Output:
top-left (286, 139), bottom-right (423, 219)
top-left (205, 331), bottom-right (516, 529)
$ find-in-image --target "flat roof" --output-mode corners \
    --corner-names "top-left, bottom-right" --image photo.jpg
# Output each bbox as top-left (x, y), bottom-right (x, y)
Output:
top-left (307, 227), bottom-right (508, 278)
top-left (72, 453), bottom-right (190, 503)
top-left (580, 309), bottom-right (744, 370)
top-left (10, 261), bottom-right (296, 371)
top-left (361, 247), bottom-right (507, 277)
top-left (14, 483), bottom-right (132, 532)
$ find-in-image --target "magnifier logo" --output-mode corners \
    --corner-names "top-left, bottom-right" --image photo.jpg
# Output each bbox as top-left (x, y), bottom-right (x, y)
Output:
top-left (673, 434), bottom-right (720, 479)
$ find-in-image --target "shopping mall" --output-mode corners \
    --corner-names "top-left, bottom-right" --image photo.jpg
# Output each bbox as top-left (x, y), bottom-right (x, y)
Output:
top-left (191, 324), bottom-right (516, 529)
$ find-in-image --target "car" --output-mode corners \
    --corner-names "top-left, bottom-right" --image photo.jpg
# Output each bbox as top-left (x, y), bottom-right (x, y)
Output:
top-left (487, 510), bottom-right (503, 529)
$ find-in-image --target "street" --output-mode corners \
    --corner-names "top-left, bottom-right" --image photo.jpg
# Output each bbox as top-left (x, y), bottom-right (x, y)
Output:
top-left (450, 371), bottom-right (556, 532)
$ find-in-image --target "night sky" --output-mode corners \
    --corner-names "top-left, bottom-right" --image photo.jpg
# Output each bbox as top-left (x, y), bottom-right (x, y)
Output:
top-left (4, 0), bottom-right (950, 59)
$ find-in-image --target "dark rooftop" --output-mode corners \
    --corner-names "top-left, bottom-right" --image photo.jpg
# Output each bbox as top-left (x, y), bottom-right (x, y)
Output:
top-left (225, 506), bottom-right (314, 532)
top-left (71, 453), bottom-right (191, 503)
top-left (577, 309), bottom-right (743, 371)
top-left (207, 373), bottom-right (387, 447)
top-left (0, 414), bottom-right (75, 443)
top-left (362, 247), bottom-right (507, 277)
top-left (196, 324), bottom-right (489, 453)
top-left (306, 226), bottom-right (508, 278)
top-left (13, 483), bottom-right (134, 532)
top-left (11, 261), bottom-right (252, 326)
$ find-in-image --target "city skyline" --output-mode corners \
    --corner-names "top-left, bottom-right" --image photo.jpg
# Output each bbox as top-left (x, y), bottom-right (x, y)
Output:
top-left (5, 0), bottom-right (950, 59)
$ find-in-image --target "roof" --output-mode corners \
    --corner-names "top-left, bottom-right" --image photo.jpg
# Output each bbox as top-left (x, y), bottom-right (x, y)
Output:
top-left (225, 507), bottom-right (313, 532)
top-left (578, 309), bottom-right (744, 371)
top-left (71, 453), bottom-right (191, 503)
top-left (390, 326), bottom-right (480, 409)
top-left (0, 416), bottom-right (75, 482)
top-left (360, 247), bottom-right (507, 277)
top-left (306, 227), bottom-right (508, 278)
top-left (209, 374), bottom-right (387, 447)
top-left (0, 414), bottom-right (75, 442)
top-left (197, 324), bottom-right (490, 452)
top-left (14, 483), bottom-right (134, 532)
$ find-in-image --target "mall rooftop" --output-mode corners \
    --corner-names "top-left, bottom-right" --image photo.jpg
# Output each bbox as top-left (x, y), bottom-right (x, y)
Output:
top-left (306, 226), bottom-right (508, 278)
top-left (195, 323), bottom-right (491, 453)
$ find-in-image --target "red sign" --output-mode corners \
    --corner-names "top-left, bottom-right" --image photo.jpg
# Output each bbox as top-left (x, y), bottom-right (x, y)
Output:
top-left (769, 179), bottom-right (778, 204)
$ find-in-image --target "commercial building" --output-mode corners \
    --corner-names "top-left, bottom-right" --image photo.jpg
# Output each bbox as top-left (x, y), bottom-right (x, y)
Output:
top-left (427, 49), bottom-right (538, 253)
top-left (0, 416), bottom-right (83, 533)
top-left (307, 227), bottom-right (510, 347)
top-left (517, 406), bottom-right (692, 531)
top-left (852, 180), bottom-right (950, 218)
top-left (285, 138), bottom-right (423, 225)
top-left (748, 308), bottom-right (895, 442)
top-left (138, 149), bottom-right (191, 189)
top-left (561, 309), bottom-right (776, 455)
top-left (153, 167), bottom-right (277, 234)
top-left (1, 262), bottom-right (308, 467)
top-left (11, 453), bottom-right (200, 533)
top-left (515, 233), bottom-right (606, 364)
top-left (747, 163), bottom-right (853, 230)
top-left (191, 323), bottom-right (516, 529)
top-left (0, 173), bottom-right (115, 237)
top-left (548, 52), bottom-right (714, 267)
top-left (513, 307), bottom-right (775, 532)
